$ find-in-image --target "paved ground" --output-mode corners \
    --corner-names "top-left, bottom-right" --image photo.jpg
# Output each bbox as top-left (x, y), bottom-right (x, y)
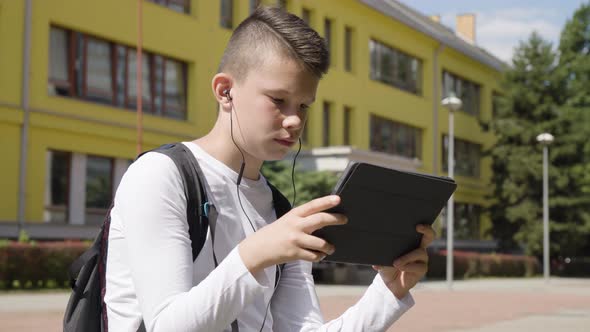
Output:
top-left (0, 277), bottom-right (588, 331)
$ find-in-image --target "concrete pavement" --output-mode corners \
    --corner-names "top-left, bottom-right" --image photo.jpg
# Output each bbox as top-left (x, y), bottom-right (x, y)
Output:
top-left (0, 277), bottom-right (588, 331)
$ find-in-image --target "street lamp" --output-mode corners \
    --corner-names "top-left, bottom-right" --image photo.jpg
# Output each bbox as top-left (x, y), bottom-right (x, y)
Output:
top-left (536, 132), bottom-right (554, 283)
top-left (441, 92), bottom-right (462, 290)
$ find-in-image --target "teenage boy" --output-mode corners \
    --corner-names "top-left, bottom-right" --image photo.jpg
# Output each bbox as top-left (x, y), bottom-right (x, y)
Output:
top-left (105, 6), bottom-right (433, 331)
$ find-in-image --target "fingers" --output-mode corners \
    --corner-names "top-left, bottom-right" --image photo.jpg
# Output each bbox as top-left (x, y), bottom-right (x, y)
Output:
top-left (296, 233), bottom-right (335, 256)
top-left (394, 248), bottom-right (428, 268)
top-left (394, 262), bottom-right (428, 275)
top-left (299, 248), bottom-right (329, 262)
top-left (301, 212), bottom-right (348, 233)
top-left (416, 224), bottom-right (436, 248)
top-left (290, 195), bottom-right (340, 218)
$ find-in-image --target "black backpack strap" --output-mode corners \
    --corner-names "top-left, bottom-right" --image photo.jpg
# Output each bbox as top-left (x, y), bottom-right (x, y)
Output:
top-left (145, 143), bottom-right (209, 262)
top-left (267, 181), bottom-right (292, 286)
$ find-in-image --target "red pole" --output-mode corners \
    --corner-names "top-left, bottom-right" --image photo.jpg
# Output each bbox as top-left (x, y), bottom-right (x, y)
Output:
top-left (136, 0), bottom-right (143, 155)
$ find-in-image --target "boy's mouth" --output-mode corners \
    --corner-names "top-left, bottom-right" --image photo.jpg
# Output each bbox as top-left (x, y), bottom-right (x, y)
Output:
top-left (274, 139), bottom-right (296, 147)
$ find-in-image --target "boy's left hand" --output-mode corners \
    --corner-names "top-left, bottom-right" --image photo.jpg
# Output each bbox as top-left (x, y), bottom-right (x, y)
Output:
top-left (372, 224), bottom-right (435, 300)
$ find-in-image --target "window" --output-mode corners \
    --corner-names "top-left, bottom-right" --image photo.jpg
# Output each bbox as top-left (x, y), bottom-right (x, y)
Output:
top-left (85, 156), bottom-right (114, 225)
top-left (301, 8), bottom-right (311, 25)
top-left (344, 26), bottom-right (353, 72)
top-left (442, 135), bottom-right (481, 177)
top-left (48, 26), bottom-right (188, 120)
top-left (85, 37), bottom-right (113, 104)
top-left (343, 106), bottom-right (352, 145)
top-left (277, 0), bottom-right (288, 10)
top-left (441, 203), bottom-right (482, 240)
top-left (443, 71), bottom-right (481, 116)
top-left (369, 39), bottom-right (422, 95)
top-left (164, 58), bottom-right (188, 119)
top-left (220, 0), bottom-right (233, 29)
top-left (322, 101), bottom-right (331, 146)
top-left (127, 49), bottom-right (152, 112)
top-left (147, 0), bottom-right (190, 14)
top-left (45, 151), bottom-right (71, 223)
top-left (324, 18), bottom-right (332, 65)
top-left (49, 27), bottom-right (70, 96)
top-left (370, 115), bottom-right (422, 159)
top-left (249, 0), bottom-right (260, 14)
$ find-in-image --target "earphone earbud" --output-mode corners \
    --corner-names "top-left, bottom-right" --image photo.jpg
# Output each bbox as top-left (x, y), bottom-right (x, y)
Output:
top-left (223, 88), bottom-right (232, 101)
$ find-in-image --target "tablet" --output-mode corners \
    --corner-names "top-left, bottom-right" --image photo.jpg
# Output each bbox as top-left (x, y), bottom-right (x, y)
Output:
top-left (312, 162), bottom-right (457, 267)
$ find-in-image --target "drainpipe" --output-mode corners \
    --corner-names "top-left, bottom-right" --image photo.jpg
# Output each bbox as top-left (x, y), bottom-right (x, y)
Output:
top-left (17, 0), bottom-right (33, 235)
top-left (432, 43), bottom-right (445, 175)
top-left (136, 0), bottom-right (143, 155)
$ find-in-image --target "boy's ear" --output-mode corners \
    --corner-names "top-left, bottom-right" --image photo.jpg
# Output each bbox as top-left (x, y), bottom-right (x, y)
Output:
top-left (212, 73), bottom-right (233, 111)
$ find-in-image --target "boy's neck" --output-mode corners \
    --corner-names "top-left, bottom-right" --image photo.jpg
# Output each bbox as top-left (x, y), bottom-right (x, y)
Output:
top-left (192, 127), bottom-right (263, 181)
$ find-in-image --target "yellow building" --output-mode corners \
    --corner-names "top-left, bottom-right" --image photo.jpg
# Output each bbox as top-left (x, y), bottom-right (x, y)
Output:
top-left (0, 0), bottom-right (503, 246)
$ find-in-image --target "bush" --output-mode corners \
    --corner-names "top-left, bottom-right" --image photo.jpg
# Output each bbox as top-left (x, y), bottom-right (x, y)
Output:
top-left (426, 250), bottom-right (540, 279)
top-left (0, 241), bottom-right (90, 289)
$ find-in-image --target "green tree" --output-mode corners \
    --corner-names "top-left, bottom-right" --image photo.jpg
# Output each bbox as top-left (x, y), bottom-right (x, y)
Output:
top-left (553, 2), bottom-right (590, 255)
top-left (262, 161), bottom-right (337, 207)
top-left (486, 32), bottom-right (562, 255)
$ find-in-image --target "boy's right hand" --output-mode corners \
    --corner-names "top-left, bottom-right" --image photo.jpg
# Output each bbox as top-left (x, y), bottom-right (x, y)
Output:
top-left (238, 195), bottom-right (347, 275)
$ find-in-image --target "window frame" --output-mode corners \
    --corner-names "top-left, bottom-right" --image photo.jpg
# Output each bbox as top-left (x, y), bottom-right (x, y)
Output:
top-left (369, 115), bottom-right (422, 159)
top-left (48, 25), bottom-right (188, 120)
top-left (369, 39), bottom-right (423, 95)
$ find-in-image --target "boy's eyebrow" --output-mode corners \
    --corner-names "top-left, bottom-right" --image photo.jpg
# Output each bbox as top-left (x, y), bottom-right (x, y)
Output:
top-left (264, 88), bottom-right (316, 104)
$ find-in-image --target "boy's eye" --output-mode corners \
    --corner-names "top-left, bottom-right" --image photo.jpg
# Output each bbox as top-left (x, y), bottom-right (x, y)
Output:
top-left (271, 97), bottom-right (284, 105)
top-left (300, 104), bottom-right (310, 111)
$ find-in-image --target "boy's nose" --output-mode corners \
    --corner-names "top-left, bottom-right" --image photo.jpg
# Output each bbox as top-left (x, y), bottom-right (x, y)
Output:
top-left (282, 113), bottom-right (303, 131)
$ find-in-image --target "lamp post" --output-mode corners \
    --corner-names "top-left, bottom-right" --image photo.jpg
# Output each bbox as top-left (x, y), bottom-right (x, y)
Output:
top-left (536, 132), bottom-right (554, 283)
top-left (441, 92), bottom-right (462, 290)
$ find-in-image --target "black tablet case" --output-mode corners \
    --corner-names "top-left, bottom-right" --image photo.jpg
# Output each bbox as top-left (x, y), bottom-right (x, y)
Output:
top-left (313, 162), bottom-right (457, 267)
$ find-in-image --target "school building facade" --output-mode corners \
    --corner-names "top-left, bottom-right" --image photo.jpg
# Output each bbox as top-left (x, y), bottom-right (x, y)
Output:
top-left (0, 0), bottom-right (504, 249)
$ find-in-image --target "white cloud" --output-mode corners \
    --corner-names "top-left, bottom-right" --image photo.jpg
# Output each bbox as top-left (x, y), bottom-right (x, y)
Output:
top-left (440, 8), bottom-right (562, 62)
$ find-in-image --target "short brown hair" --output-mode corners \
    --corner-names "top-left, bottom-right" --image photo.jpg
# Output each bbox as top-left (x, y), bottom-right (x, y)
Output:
top-left (218, 6), bottom-right (329, 81)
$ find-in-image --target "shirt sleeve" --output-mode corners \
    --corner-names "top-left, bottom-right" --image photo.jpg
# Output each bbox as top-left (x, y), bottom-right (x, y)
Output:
top-left (270, 260), bottom-right (414, 332)
top-left (113, 152), bottom-right (271, 332)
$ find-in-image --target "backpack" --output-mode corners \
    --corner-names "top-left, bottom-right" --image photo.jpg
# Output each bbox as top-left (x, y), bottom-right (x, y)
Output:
top-left (63, 143), bottom-right (291, 332)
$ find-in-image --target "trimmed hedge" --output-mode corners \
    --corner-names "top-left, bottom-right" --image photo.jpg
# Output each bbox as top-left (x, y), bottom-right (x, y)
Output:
top-left (427, 250), bottom-right (541, 279)
top-left (0, 242), bottom-right (560, 289)
top-left (0, 240), bottom-right (90, 289)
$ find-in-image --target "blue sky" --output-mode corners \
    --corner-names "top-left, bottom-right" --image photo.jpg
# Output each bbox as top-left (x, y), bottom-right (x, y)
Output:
top-left (397, 0), bottom-right (588, 62)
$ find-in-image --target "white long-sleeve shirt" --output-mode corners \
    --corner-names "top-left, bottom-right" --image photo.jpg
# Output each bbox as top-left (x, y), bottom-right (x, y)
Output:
top-left (105, 141), bottom-right (414, 331)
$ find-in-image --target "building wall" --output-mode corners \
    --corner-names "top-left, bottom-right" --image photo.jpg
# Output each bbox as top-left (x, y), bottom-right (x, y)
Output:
top-left (0, 0), bottom-right (501, 239)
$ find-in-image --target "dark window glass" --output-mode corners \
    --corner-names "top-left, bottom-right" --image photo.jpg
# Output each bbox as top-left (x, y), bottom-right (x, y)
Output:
top-left (127, 50), bottom-right (152, 112)
top-left (301, 8), bottom-right (311, 24)
top-left (324, 19), bottom-right (332, 65)
top-left (344, 26), bottom-right (353, 72)
top-left (323, 101), bottom-right (331, 146)
top-left (46, 151), bottom-right (71, 223)
top-left (343, 106), bottom-right (352, 145)
top-left (49, 27), bottom-right (70, 96)
top-left (148, 0), bottom-right (190, 14)
top-left (442, 71), bottom-right (481, 116)
top-left (370, 115), bottom-right (422, 159)
top-left (164, 58), bottom-right (187, 119)
top-left (85, 37), bottom-right (113, 104)
top-left (115, 46), bottom-right (127, 107)
top-left (220, 0), bottom-right (233, 29)
top-left (85, 156), bottom-right (113, 224)
top-left (47, 26), bottom-right (188, 120)
top-left (369, 39), bottom-right (422, 95)
top-left (442, 135), bottom-right (481, 177)
top-left (153, 55), bottom-right (165, 116)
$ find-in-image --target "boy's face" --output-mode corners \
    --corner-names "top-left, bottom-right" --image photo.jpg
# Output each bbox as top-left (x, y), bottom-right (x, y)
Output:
top-left (230, 51), bottom-right (319, 162)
